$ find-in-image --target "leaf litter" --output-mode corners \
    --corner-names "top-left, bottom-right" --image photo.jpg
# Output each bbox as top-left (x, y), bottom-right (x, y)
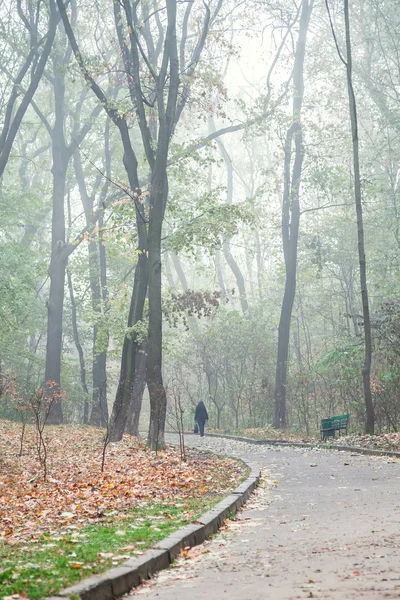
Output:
top-left (0, 421), bottom-right (247, 545)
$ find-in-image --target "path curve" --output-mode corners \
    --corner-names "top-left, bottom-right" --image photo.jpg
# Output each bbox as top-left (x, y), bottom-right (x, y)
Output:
top-left (126, 433), bottom-right (400, 600)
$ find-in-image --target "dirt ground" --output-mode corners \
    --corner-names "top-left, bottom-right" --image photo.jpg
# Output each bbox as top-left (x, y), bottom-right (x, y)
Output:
top-left (126, 435), bottom-right (400, 600)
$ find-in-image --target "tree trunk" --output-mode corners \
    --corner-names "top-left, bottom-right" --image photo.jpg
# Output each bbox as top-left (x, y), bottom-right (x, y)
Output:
top-left (146, 0), bottom-right (180, 451)
top-left (342, 0), bottom-right (375, 433)
top-left (87, 238), bottom-right (108, 427)
top-left (110, 250), bottom-right (148, 441)
top-left (215, 249), bottom-right (227, 302)
top-left (212, 116), bottom-right (248, 314)
top-left (273, 0), bottom-right (312, 429)
top-left (67, 270), bottom-right (89, 422)
top-left (45, 69), bottom-right (67, 425)
top-left (125, 339), bottom-right (147, 437)
top-left (96, 212), bottom-right (110, 426)
top-left (109, 124), bottom-right (148, 442)
top-left (147, 162), bottom-right (168, 451)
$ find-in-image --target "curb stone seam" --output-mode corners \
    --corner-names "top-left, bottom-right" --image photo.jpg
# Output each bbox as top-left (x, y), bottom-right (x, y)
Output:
top-left (51, 458), bottom-right (260, 600)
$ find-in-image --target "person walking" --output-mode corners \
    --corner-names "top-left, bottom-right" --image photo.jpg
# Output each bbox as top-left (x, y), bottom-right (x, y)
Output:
top-left (195, 401), bottom-right (209, 437)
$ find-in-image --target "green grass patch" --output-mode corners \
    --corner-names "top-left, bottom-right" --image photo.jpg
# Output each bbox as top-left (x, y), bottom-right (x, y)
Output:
top-left (0, 493), bottom-right (231, 599)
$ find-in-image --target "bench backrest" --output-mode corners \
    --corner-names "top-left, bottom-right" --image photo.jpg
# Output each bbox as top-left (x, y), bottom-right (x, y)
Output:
top-left (331, 414), bottom-right (349, 427)
top-left (321, 414), bottom-right (349, 430)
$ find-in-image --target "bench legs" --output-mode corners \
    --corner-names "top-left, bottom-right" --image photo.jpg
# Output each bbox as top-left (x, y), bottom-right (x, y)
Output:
top-left (321, 428), bottom-right (335, 441)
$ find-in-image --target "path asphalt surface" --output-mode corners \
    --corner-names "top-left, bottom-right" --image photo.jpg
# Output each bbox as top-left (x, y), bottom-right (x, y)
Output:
top-left (126, 434), bottom-right (400, 600)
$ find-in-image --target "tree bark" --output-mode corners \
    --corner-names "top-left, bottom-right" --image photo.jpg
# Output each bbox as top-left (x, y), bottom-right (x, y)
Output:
top-left (325, 0), bottom-right (375, 433)
top-left (73, 145), bottom-right (109, 427)
top-left (342, 0), bottom-right (375, 433)
top-left (45, 66), bottom-right (68, 425)
top-left (110, 250), bottom-right (148, 441)
top-left (146, 0), bottom-right (180, 451)
top-left (108, 121), bottom-right (149, 441)
top-left (125, 339), bottom-right (148, 437)
top-left (273, 0), bottom-right (312, 429)
top-left (212, 117), bottom-right (248, 314)
top-left (146, 153), bottom-right (169, 451)
top-left (67, 270), bottom-right (90, 422)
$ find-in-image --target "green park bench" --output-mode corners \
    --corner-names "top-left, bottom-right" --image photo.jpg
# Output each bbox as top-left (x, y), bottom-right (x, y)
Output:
top-left (320, 414), bottom-right (349, 441)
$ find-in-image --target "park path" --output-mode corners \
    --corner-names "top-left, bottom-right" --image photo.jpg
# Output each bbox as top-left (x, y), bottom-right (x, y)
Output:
top-left (127, 434), bottom-right (400, 599)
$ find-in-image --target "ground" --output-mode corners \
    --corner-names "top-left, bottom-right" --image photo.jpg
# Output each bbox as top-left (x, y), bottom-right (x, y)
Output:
top-left (0, 422), bottom-right (247, 599)
top-left (127, 433), bottom-right (400, 600)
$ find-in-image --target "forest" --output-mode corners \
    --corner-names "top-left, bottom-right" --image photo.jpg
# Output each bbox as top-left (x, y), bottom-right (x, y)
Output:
top-left (1, 0), bottom-right (400, 450)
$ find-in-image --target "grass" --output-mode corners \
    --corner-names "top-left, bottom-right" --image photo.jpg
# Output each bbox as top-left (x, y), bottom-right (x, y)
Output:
top-left (0, 421), bottom-right (249, 598)
top-left (0, 494), bottom-right (230, 599)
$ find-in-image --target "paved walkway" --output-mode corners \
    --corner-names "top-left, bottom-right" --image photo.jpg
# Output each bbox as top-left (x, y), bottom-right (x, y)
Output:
top-left (127, 434), bottom-right (400, 599)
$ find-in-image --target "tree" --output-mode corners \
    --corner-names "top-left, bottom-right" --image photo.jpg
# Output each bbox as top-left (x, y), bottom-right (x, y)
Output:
top-left (57, 0), bottom-right (224, 448)
top-left (326, 0), bottom-right (375, 433)
top-left (274, 0), bottom-right (313, 428)
top-left (0, 0), bottom-right (58, 177)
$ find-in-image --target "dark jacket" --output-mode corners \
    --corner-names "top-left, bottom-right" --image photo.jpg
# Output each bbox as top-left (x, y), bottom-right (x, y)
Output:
top-left (195, 401), bottom-right (209, 423)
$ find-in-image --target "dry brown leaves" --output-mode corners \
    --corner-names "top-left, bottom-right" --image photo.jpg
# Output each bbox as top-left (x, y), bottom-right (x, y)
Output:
top-left (0, 421), bottom-right (244, 545)
top-left (332, 431), bottom-right (400, 451)
top-left (217, 427), bottom-right (400, 451)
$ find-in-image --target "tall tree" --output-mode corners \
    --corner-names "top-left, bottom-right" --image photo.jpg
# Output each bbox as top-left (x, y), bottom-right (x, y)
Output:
top-left (57, 0), bottom-right (224, 448)
top-left (40, 45), bottom-right (102, 423)
top-left (274, 0), bottom-right (313, 428)
top-left (326, 0), bottom-right (375, 433)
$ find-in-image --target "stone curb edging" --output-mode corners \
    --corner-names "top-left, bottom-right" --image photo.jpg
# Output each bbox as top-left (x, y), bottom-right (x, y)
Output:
top-left (193, 431), bottom-right (400, 458)
top-left (48, 460), bottom-right (260, 600)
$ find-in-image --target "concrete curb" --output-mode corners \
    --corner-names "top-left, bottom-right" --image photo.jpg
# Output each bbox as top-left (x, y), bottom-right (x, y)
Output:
top-left (191, 431), bottom-right (400, 458)
top-left (51, 459), bottom-right (260, 600)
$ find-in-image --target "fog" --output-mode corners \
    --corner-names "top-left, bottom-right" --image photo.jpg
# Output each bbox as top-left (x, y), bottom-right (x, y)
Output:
top-left (0, 0), bottom-right (399, 445)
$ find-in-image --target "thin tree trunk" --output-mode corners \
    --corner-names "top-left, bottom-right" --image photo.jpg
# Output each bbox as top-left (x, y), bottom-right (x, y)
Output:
top-left (67, 270), bottom-right (90, 421)
top-left (212, 117), bottom-right (248, 314)
top-left (165, 252), bottom-right (176, 288)
top-left (96, 211), bottom-right (109, 425)
top-left (326, 0), bottom-right (375, 433)
top-left (45, 68), bottom-right (67, 425)
top-left (87, 238), bottom-right (108, 427)
top-left (274, 0), bottom-right (312, 429)
top-left (342, 0), bottom-right (374, 433)
top-left (215, 249), bottom-right (227, 302)
top-left (147, 160), bottom-right (169, 451)
top-left (223, 240), bottom-right (248, 314)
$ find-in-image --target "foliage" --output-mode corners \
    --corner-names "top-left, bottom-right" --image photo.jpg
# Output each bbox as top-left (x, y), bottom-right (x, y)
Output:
top-left (163, 289), bottom-right (225, 330)
top-left (2, 0), bottom-right (400, 440)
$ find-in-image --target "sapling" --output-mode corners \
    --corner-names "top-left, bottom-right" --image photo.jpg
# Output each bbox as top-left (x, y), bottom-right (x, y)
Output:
top-left (28, 382), bottom-right (63, 481)
top-left (166, 378), bottom-right (186, 461)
